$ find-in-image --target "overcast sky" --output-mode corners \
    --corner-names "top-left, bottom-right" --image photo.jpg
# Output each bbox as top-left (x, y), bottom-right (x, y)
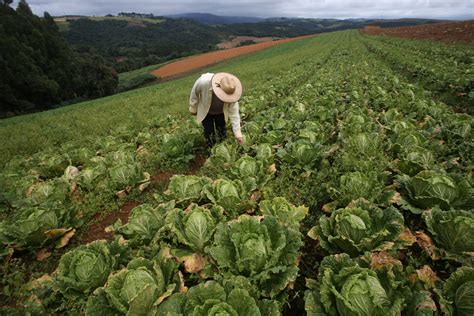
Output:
top-left (12, 0), bottom-right (474, 20)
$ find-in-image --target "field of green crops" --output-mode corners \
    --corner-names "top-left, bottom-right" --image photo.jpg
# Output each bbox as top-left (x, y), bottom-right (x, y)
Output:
top-left (1, 30), bottom-right (473, 315)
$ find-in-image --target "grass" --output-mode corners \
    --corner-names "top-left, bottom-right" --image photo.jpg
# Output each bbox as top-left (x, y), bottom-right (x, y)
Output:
top-left (0, 34), bottom-right (324, 167)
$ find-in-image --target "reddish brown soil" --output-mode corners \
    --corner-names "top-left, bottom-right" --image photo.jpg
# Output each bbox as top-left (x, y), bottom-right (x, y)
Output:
top-left (362, 21), bottom-right (474, 44)
top-left (151, 171), bottom-right (176, 183)
top-left (187, 153), bottom-right (207, 175)
top-left (81, 200), bottom-right (140, 243)
top-left (217, 36), bottom-right (276, 49)
top-left (152, 34), bottom-right (316, 79)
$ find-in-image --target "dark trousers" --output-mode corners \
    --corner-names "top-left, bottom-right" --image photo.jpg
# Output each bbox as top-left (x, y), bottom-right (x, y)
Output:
top-left (202, 113), bottom-right (227, 147)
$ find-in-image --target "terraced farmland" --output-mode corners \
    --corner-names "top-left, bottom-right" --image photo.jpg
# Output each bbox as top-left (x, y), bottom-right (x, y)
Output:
top-left (0, 30), bottom-right (473, 315)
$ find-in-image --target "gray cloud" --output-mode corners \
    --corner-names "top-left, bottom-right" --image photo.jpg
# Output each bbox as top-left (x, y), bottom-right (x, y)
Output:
top-left (12, 0), bottom-right (474, 19)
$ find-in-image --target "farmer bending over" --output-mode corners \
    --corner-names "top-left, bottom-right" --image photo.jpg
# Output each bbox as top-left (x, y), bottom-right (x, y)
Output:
top-left (189, 72), bottom-right (244, 147)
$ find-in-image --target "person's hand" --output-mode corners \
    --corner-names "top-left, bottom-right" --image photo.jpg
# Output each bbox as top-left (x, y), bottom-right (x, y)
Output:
top-left (236, 137), bottom-right (244, 145)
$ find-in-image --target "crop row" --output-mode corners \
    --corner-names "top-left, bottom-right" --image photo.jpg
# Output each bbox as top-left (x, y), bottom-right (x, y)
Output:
top-left (362, 34), bottom-right (474, 113)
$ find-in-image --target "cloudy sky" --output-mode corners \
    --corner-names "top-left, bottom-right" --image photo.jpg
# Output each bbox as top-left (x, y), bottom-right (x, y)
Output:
top-left (13, 0), bottom-right (474, 20)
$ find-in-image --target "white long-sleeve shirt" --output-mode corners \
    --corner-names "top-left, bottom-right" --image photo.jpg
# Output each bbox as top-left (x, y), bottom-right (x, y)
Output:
top-left (189, 73), bottom-right (243, 138)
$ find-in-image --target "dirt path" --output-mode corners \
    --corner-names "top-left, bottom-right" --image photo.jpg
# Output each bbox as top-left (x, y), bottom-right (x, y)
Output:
top-left (362, 21), bottom-right (474, 44)
top-left (151, 34), bottom-right (316, 79)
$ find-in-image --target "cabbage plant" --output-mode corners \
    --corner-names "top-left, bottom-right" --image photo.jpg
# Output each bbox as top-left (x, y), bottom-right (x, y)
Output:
top-left (1, 207), bottom-right (60, 249)
top-left (330, 171), bottom-right (384, 205)
top-left (205, 179), bottom-right (255, 217)
top-left (111, 202), bottom-right (174, 245)
top-left (440, 267), bottom-right (474, 316)
top-left (230, 156), bottom-right (273, 189)
top-left (258, 197), bottom-right (308, 229)
top-left (209, 215), bottom-right (302, 298)
top-left (397, 146), bottom-right (435, 176)
top-left (86, 256), bottom-right (179, 316)
top-left (156, 280), bottom-right (279, 316)
top-left (424, 208), bottom-right (474, 264)
top-left (401, 171), bottom-right (472, 212)
top-left (277, 140), bottom-right (322, 170)
top-left (308, 202), bottom-right (404, 257)
top-left (164, 175), bottom-right (212, 205)
top-left (56, 240), bottom-right (116, 296)
top-left (165, 205), bottom-right (220, 252)
top-left (307, 254), bottom-right (408, 316)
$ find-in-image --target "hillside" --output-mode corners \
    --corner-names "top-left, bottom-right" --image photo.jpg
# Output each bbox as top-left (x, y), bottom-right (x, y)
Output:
top-left (166, 12), bottom-right (264, 24)
top-left (58, 15), bottom-right (445, 73)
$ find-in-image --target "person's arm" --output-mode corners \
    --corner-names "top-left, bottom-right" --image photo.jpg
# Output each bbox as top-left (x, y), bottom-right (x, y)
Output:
top-left (228, 101), bottom-right (244, 144)
top-left (189, 77), bottom-right (201, 115)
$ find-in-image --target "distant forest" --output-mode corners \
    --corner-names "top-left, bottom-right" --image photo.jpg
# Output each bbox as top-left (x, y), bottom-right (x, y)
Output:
top-left (62, 16), bottom-right (441, 73)
top-left (0, 0), bottom-right (118, 117)
top-left (63, 18), bottom-right (368, 72)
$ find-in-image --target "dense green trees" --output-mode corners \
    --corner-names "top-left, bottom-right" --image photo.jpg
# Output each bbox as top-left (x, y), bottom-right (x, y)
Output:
top-left (0, 1), bottom-right (118, 117)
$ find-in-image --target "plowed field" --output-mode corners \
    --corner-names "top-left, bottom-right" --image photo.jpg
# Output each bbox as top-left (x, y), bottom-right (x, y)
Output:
top-left (151, 34), bottom-right (315, 79)
top-left (362, 21), bottom-right (474, 44)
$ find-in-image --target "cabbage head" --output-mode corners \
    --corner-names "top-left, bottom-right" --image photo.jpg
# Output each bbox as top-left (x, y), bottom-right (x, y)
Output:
top-left (156, 281), bottom-right (280, 316)
top-left (402, 171), bottom-right (472, 211)
top-left (397, 146), bottom-right (435, 176)
top-left (159, 133), bottom-right (194, 162)
top-left (331, 171), bottom-right (384, 205)
top-left (424, 208), bottom-right (474, 264)
top-left (277, 141), bottom-right (322, 169)
top-left (309, 202), bottom-right (404, 257)
top-left (86, 256), bottom-right (179, 316)
top-left (2, 207), bottom-right (59, 249)
top-left (165, 205), bottom-right (220, 252)
top-left (56, 240), bottom-right (116, 296)
top-left (231, 156), bottom-right (272, 188)
top-left (165, 175), bottom-right (212, 205)
top-left (317, 254), bottom-right (407, 316)
top-left (441, 267), bottom-right (474, 316)
top-left (258, 197), bottom-right (308, 230)
top-left (255, 143), bottom-right (274, 163)
top-left (112, 202), bottom-right (174, 245)
top-left (209, 215), bottom-right (302, 298)
top-left (108, 163), bottom-right (142, 190)
top-left (205, 179), bottom-right (255, 217)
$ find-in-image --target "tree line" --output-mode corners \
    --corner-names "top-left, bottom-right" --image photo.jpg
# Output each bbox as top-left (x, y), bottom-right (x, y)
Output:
top-left (0, 0), bottom-right (118, 118)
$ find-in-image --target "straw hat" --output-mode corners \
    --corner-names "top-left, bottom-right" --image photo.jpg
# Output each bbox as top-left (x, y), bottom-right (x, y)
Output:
top-left (211, 72), bottom-right (242, 103)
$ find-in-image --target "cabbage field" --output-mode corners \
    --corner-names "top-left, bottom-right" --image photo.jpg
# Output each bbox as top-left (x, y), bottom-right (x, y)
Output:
top-left (0, 30), bottom-right (473, 315)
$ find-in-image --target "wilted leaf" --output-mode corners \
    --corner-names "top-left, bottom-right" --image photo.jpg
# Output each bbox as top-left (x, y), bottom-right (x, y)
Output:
top-left (179, 253), bottom-right (205, 273)
top-left (56, 229), bottom-right (76, 248)
top-left (399, 227), bottom-right (416, 246)
top-left (307, 227), bottom-right (319, 241)
top-left (116, 190), bottom-right (127, 198)
top-left (370, 251), bottom-right (401, 270)
top-left (178, 271), bottom-right (188, 293)
top-left (322, 201), bottom-right (338, 213)
top-left (389, 192), bottom-right (401, 204)
top-left (36, 249), bottom-right (52, 261)
top-left (45, 228), bottom-right (68, 239)
top-left (417, 265), bottom-right (437, 288)
top-left (268, 164), bottom-right (277, 174)
top-left (138, 181), bottom-right (151, 192)
top-left (416, 231), bottom-right (440, 260)
top-left (25, 274), bottom-right (53, 291)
